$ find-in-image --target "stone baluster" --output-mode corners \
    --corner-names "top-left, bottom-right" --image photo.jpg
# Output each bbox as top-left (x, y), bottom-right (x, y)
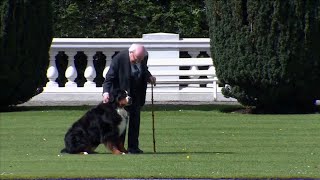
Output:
top-left (46, 51), bottom-right (59, 87)
top-left (84, 51), bottom-right (97, 87)
top-left (207, 65), bottom-right (216, 88)
top-left (64, 51), bottom-right (78, 87)
top-left (206, 50), bottom-right (215, 88)
top-left (207, 65), bottom-right (216, 79)
top-left (103, 52), bottom-right (114, 78)
top-left (188, 51), bottom-right (200, 87)
top-left (206, 50), bottom-right (211, 57)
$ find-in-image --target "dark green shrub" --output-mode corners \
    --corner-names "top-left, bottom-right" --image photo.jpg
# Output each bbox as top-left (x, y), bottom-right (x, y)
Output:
top-left (0, 0), bottom-right (53, 107)
top-left (206, 0), bottom-right (320, 113)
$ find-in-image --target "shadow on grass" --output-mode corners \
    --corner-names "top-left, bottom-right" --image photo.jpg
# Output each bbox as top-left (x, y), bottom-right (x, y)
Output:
top-left (1, 104), bottom-right (244, 113)
top-left (92, 151), bottom-right (235, 155)
top-left (2, 104), bottom-right (319, 114)
top-left (143, 151), bottom-right (235, 155)
top-left (142, 104), bottom-right (243, 112)
top-left (1, 105), bottom-right (92, 112)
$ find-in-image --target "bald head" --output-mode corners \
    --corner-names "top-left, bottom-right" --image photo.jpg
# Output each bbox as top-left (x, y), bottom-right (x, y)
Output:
top-left (129, 44), bottom-right (147, 63)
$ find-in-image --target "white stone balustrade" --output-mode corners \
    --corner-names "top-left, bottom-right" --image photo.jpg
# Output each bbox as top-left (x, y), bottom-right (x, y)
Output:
top-left (46, 50), bottom-right (59, 87)
top-left (103, 52), bottom-right (114, 78)
top-left (32, 33), bottom-right (236, 103)
top-left (64, 51), bottom-right (78, 87)
top-left (84, 51), bottom-right (97, 87)
top-left (188, 51), bottom-right (201, 87)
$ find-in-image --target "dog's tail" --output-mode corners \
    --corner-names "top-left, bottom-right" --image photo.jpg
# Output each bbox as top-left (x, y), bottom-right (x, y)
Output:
top-left (60, 148), bottom-right (68, 153)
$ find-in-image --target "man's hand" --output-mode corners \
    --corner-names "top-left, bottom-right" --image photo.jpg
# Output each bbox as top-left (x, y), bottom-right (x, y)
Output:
top-left (102, 92), bottom-right (110, 103)
top-left (149, 76), bottom-right (156, 86)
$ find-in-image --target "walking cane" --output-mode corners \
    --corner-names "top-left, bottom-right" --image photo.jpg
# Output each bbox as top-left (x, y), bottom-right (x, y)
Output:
top-left (151, 83), bottom-right (156, 153)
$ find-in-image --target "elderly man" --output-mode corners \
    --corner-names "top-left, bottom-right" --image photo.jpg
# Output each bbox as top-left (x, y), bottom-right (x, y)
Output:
top-left (102, 44), bottom-right (156, 154)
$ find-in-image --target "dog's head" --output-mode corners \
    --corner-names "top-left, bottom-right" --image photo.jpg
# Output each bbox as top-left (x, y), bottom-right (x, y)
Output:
top-left (111, 89), bottom-right (131, 107)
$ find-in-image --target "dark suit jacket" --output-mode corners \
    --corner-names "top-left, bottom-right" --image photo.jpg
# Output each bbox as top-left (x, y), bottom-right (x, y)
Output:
top-left (103, 50), bottom-right (152, 106)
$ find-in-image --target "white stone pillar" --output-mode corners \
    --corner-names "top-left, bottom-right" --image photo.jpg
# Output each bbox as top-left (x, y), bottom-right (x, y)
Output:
top-left (207, 66), bottom-right (216, 79)
top-left (143, 33), bottom-right (180, 94)
top-left (103, 52), bottom-right (114, 78)
top-left (206, 50), bottom-right (215, 88)
top-left (84, 51), bottom-right (97, 87)
top-left (46, 51), bottom-right (59, 87)
top-left (207, 65), bottom-right (216, 88)
top-left (188, 51), bottom-right (200, 87)
top-left (65, 51), bottom-right (78, 87)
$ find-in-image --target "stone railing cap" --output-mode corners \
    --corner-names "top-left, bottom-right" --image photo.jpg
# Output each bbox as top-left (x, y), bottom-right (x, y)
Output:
top-left (143, 33), bottom-right (179, 40)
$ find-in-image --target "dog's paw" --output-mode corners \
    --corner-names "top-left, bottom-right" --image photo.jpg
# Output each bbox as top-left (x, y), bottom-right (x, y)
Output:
top-left (112, 149), bottom-right (122, 155)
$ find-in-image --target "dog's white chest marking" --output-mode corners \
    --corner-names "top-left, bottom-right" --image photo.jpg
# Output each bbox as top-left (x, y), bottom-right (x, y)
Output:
top-left (116, 108), bottom-right (128, 136)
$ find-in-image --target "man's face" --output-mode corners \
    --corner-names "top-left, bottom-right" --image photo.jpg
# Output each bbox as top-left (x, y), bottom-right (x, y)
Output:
top-left (132, 46), bottom-right (145, 63)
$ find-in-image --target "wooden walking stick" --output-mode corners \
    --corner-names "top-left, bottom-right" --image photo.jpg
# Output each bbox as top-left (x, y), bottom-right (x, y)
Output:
top-left (151, 83), bottom-right (156, 153)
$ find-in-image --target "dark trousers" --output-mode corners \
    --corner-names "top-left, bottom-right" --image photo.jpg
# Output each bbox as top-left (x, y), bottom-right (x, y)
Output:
top-left (119, 75), bottom-right (144, 149)
top-left (128, 105), bottom-right (141, 149)
top-left (121, 94), bottom-right (142, 150)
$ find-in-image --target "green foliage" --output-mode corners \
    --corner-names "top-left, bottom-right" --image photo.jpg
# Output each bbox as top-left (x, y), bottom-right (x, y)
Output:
top-left (0, 0), bottom-right (53, 106)
top-left (206, 0), bottom-right (320, 113)
top-left (52, 0), bottom-right (208, 38)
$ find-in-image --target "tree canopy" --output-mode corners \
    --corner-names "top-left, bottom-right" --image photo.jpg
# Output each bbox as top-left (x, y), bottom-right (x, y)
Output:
top-left (52, 0), bottom-right (209, 38)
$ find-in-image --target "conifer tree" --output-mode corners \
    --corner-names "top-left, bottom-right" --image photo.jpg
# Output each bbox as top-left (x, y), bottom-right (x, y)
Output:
top-left (0, 0), bottom-right (53, 106)
top-left (206, 0), bottom-right (320, 113)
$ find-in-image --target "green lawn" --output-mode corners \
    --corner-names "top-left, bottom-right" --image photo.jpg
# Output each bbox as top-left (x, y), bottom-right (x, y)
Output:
top-left (0, 105), bottom-right (319, 179)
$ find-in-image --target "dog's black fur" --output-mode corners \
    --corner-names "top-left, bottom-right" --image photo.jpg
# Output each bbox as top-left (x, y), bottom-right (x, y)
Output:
top-left (60, 89), bottom-right (130, 154)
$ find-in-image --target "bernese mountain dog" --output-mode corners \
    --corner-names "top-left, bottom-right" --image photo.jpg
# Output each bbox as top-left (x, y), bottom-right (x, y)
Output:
top-left (60, 89), bottom-right (131, 155)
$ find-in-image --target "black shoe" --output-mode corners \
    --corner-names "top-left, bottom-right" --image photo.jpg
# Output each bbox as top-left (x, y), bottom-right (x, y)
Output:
top-left (128, 148), bottom-right (144, 154)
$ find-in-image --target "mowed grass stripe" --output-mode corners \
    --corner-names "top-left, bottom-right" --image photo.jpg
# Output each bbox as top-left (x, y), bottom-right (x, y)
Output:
top-left (0, 105), bottom-right (319, 178)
